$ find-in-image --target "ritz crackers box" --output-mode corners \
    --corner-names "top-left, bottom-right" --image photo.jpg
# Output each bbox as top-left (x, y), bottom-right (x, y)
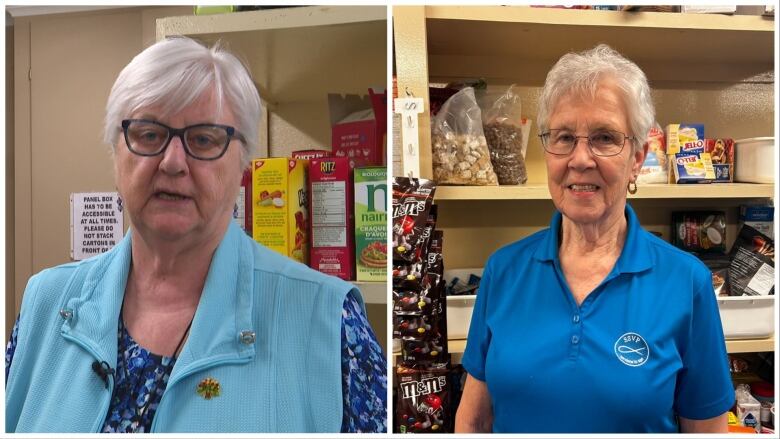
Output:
top-left (251, 158), bottom-right (309, 264)
top-left (354, 167), bottom-right (388, 282)
top-left (309, 157), bottom-right (354, 280)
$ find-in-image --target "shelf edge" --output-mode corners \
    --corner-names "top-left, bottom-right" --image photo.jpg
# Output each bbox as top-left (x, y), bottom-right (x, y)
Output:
top-left (424, 6), bottom-right (775, 32)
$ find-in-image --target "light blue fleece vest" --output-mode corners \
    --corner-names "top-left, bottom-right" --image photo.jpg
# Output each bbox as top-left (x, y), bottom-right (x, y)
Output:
top-left (6, 222), bottom-right (360, 433)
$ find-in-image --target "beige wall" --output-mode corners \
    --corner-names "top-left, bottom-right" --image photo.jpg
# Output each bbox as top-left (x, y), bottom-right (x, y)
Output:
top-left (6, 24), bottom-right (16, 336)
top-left (7, 6), bottom-right (191, 340)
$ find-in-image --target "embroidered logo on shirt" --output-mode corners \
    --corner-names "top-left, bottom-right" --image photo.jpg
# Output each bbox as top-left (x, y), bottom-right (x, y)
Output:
top-left (614, 332), bottom-right (650, 367)
top-left (196, 377), bottom-right (221, 399)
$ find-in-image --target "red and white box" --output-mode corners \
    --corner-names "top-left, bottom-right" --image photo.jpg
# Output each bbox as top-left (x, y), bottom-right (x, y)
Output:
top-left (308, 157), bottom-right (354, 280)
top-left (292, 149), bottom-right (331, 160)
top-left (328, 87), bottom-right (387, 168)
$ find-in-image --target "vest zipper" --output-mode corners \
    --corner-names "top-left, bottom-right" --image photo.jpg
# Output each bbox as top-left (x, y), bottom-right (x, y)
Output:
top-left (60, 332), bottom-right (114, 433)
top-left (150, 356), bottom-right (252, 432)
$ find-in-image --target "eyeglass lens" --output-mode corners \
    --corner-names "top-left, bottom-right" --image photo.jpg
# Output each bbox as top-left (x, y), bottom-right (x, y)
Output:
top-left (125, 120), bottom-right (230, 159)
top-left (543, 129), bottom-right (626, 156)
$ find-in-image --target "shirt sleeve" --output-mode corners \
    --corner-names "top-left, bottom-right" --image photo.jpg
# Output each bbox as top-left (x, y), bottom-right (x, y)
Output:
top-left (5, 315), bottom-right (20, 384)
top-left (461, 260), bottom-right (493, 382)
top-left (339, 291), bottom-right (387, 433)
top-left (673, 266), bottom-right (735, 420)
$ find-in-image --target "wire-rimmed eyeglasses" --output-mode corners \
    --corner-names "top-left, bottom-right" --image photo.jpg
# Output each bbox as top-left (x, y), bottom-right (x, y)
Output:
top-left (538, 129), bottom-right (635, 157)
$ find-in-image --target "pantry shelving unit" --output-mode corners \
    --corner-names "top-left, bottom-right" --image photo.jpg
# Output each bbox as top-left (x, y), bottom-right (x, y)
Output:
top-left (156, 7), bottom-right (388, 349)
top-left (157, 6), bottom-right (387, 160)
top-left (393, 6), bottom-right (775, 356)
top-left (157, 6), bottom-right (388, 305)
top-left (353, 281), bottom-right (387, 305)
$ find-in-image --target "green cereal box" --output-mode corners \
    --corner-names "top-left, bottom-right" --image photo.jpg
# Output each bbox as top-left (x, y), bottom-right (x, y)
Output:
top-left (354, 167), bottom-right (387, 281)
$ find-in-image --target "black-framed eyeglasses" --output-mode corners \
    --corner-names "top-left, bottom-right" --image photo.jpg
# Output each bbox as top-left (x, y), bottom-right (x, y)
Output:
top-left (538, 129), bottom-right (635, 157)
top-left (121, 119), bottom-right (246, 160)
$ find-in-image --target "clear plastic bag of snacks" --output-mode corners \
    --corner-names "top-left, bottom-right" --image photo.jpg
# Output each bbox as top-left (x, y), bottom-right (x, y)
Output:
top-left (480, 84), bottom-right (529, 185)
top-left (431, 87), bottom-right (498, 186)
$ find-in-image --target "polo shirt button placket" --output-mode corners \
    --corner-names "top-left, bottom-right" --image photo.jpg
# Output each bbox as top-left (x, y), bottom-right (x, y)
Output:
top-left (569, 314), bottom-right (582, 358)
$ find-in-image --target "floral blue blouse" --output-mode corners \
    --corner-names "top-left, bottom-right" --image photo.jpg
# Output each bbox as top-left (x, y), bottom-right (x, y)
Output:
top-left (6, 293), bottom-right (386, 433)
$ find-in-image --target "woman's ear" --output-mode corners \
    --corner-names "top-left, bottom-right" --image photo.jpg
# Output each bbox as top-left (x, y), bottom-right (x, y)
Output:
top-left (632, 141), bottom-right (649, 174)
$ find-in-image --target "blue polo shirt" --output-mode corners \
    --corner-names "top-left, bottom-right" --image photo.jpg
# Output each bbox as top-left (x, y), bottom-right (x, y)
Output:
top-left (462, 205), bottom-right (734, 433)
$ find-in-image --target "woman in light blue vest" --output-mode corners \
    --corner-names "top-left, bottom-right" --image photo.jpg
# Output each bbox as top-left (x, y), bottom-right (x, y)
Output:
top-left (455, 45), bottom-right (733, 433)
top-left (6, 36), bottom-right (386, 433)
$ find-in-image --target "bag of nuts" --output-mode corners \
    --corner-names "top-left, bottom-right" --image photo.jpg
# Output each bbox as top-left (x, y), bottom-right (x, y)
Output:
top-left (480, 85), bottom-right (529, 185)
top-left (431, 87), bottom-right (498, 185)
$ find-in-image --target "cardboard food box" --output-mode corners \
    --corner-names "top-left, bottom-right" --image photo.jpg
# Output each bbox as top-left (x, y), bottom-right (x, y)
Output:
top-left (637, 125), bottom-right (668, 184)
top-left (672, 139), bottom-right (715, 184)
top-left (292, 149), bottom-right (331, 160)
top-left (235, 169), bottom-right (252, 235)
top-left (704, 138), bottom-right (735, 183)
top-left (329, 87), bottom-right (387, 168)
top-left (309, 157), bottom-right (354, 280)
top-left (354, 166), bottom-right (388, 282)
top-left (666, 123), bottom-right (705, 155)
top-left (251, 158), bottom-right (309, 264)
top-left (740, 205), bottom-right (774, 239)
top-left (666, 123), bottom-right (705, 183)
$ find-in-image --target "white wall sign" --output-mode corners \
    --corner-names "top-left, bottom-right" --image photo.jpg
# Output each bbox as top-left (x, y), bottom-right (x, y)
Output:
top-left (70, 192), bottom-right (124, 260)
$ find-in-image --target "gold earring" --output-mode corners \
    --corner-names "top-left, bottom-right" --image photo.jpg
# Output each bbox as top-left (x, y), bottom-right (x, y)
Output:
top-left (628, 180), bottom-right (638, 195)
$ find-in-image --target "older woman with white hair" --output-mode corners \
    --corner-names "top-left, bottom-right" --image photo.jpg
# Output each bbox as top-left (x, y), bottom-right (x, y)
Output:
top-left (455, 44), bottom-right (733, 433)
top-left (6, 36), bottom-right (386, 433)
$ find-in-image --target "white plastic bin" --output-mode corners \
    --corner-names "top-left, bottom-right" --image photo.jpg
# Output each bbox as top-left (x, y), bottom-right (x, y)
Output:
top-left (734, 137), bottom-right (774, 183)
top-left (717, 295), bottom-right (775, 339)
top-left (444, 268), bottom-right (483, 339)
top-left (446, 295), bottom-right (477, 339)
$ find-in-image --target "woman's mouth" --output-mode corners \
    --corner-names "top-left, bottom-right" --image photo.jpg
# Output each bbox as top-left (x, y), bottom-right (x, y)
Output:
top-left (568, 184), bottom-right (599, 192)
top-left (155, 191), bottom-right (189, 201)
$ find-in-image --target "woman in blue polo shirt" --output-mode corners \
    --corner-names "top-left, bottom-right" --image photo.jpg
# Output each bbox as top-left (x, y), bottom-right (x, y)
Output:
top-left (455, 44), bottom-right (733, 433)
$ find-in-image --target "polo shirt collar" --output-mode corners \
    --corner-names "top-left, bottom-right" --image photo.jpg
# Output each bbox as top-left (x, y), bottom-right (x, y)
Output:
top-left (533, 204), bottom-right (654, 274)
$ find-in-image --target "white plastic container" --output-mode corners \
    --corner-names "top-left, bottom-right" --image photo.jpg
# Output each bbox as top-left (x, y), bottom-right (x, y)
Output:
top-left (444, 268), bottom-right (483, 339)
top-left (717, 295), bottom-right (776, 339)
top-left (734, 137), bottom-right (774, 183)
top-left (446, 295), bottom-right (477, 339)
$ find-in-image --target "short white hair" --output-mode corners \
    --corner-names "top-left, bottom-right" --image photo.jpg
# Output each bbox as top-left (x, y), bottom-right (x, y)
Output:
top-left (104, 36), bottom-right (261, 167)
top-left (537, 44), bottom-right (655, 152)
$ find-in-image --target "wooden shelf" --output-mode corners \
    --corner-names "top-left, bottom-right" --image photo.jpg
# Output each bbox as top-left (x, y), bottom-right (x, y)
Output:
top-left (448, 339), bottom-right (467, 364)
top-left (434, 183), bottom-right (774, 201)
top-left (425, 6), bottom-right (774, 32)
top-left (724, 336), bottom-right (776, 354)
top-left (158, 6), bottom-right (385, 37)
top-left (352, 281), bottom-right (386, 305)
top-left (423, 6), bottom-right (774, 84)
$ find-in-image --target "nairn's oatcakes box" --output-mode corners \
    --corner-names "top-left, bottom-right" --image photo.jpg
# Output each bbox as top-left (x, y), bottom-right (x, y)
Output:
top-left (309, 157), bottom-right (354, 280)
top-left (251, 158), bottom-right (309, 264)
top-left (354, 167), bottom-right (387, 282)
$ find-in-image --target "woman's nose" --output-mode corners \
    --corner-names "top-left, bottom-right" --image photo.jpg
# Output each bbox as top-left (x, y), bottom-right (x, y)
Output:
top-left (158, 135), bottom-right (189, 175)
top-left (568, 137), bottom-right (597, 169)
